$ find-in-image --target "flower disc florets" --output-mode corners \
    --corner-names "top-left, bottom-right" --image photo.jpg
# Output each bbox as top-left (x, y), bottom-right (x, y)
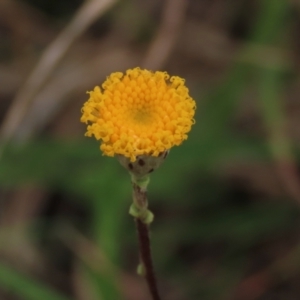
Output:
top-left (81, 67), bottom-right (196, 162)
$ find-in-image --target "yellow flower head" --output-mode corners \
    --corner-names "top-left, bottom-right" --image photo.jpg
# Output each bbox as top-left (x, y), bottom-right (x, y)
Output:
top-left (81, 67), bottom-right (196, 162)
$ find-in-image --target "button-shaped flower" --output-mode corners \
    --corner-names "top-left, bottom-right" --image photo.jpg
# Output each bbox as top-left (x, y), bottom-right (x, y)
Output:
top-left (81, 67), bottom-right (196, 162)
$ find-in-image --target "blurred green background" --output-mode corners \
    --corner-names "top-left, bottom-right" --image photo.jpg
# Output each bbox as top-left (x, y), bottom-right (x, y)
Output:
top-left (1, 0), bottom-right (300, 299)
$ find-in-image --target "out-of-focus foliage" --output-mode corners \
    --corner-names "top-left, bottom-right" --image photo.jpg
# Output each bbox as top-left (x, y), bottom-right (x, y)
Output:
top-left (1, 0), bottom-right (300, 299)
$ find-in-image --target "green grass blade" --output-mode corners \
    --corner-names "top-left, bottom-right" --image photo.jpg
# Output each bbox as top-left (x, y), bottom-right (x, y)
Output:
top-left (0, 262), bottom-right (71, 300)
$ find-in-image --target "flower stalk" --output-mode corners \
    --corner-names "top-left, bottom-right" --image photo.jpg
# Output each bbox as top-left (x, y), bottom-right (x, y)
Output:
top-left (130, 175), bottom-right (161, 300)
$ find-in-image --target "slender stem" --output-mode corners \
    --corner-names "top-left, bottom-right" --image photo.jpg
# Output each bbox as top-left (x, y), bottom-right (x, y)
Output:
top-left (131, 179), bottom-right (161, 300)
top-left (135, 219), bottom-right (161, 300)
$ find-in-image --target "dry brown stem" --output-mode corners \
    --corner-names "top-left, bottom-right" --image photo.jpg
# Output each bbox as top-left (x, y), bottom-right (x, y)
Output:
top-left (0, 0), bottom-right (117, 143)
top-left (142, 0), bottom-right (188, 70)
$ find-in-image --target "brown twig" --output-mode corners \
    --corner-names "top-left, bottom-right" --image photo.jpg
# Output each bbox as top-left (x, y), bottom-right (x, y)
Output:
top-left (136, 219), bottom-right (161, 300)
top-left (131, 180), bottom-right (161, 300)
